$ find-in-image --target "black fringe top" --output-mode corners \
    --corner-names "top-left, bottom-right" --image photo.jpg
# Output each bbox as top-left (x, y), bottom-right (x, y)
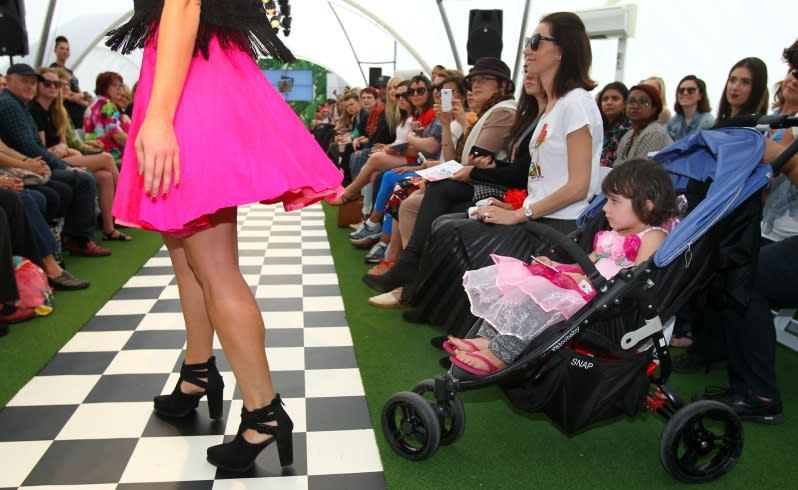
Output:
top-left (105, 0), bottom-right (295, 62)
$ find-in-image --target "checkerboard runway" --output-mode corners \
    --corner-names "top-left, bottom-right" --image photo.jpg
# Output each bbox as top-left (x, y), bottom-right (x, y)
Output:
top-left (0, 204), bottom-right (386, 489)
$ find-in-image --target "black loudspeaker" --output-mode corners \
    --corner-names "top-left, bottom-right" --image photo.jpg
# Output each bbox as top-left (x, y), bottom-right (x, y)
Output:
top-left (368, 67), bottom-right (382, 87)
top-left (467, 9), bottom-right (502, 65)
top-left (0, 0), bottom-right (29, 57)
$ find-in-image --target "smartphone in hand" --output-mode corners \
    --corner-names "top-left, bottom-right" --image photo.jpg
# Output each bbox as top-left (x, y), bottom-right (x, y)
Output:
top-left (440, 88), bottom-right (453, 112)
top-left (469, 145), bottom-right (495, 159)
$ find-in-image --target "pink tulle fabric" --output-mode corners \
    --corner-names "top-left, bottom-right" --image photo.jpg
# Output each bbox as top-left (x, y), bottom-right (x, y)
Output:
top-left (463, 254), bottom-right (590, 342)
top-left (112, 39), bottom-right (344, 234)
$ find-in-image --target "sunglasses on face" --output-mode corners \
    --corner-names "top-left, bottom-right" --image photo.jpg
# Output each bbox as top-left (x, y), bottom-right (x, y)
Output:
top-left (790, 68), bottom-right (798, 80)
top-left (524, 33), bottom-right (556, 51)
top-left (394, 92), bottom-right (408, 100)
top-left (40, 80), bottom-right (63, 88)
top-left (678, 87), bottom-right (698, 95)
top-left (407, 87), bottom-right (427, 96)
top-left (626, 97), bottom-right (652, 107)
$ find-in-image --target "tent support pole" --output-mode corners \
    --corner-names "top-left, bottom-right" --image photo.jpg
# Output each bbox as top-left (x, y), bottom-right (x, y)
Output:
top-left (513, 0), bottom-right (532, 89)
top-left (35, 0), bottom-right (58, 67)
top-left (71, 10), bottom-right (135, 74)
top-left (328, 2), bottom-right (368, 86)
top-left (436, 0), bottom-right (461, 72)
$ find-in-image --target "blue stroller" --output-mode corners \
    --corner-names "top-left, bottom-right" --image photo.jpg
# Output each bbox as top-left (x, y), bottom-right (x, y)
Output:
top-left (381, 119), bottom-right (798, 483)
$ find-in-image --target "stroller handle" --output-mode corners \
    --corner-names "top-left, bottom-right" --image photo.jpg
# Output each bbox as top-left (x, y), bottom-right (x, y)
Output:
top-left (523, 220), bottom-right (607, 291)
top-left (715, 114), bottom-right (798, 173)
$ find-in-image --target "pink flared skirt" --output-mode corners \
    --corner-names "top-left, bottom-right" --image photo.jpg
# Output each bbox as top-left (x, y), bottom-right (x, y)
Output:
top-left (112, 39), bottom-right (344, 234)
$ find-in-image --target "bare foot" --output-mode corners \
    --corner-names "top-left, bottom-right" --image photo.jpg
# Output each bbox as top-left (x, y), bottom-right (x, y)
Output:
top-left (454, 348), bottom-right (506, 372)
top-left (447, 336), bottom-right (489, 352)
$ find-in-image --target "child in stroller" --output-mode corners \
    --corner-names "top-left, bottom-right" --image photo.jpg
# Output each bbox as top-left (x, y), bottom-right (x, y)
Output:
top-left (446, 158), bottom-right (677, 376)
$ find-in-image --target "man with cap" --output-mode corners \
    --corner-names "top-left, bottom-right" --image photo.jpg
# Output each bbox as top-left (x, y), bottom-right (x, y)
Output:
top-left (372, 75), bottom-right (390, 104)
top-left (0, 63), bottom-right (110, 257)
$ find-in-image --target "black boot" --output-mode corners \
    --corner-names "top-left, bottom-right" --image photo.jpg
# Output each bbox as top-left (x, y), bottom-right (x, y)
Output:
top-left (206, 394), bottom-right (294, 472)
top-left (154, 356), bottom-right (224, 419)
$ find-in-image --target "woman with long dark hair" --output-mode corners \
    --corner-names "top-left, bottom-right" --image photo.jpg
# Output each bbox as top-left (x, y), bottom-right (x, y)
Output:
top-left (667, 75), bottom-right (714, 141)
top-left (715, 57), bottom-right (769, 123)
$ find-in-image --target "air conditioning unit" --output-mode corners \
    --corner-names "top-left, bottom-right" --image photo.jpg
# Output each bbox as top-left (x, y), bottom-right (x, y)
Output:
top-left (575, 4), bottom-right (636, 39)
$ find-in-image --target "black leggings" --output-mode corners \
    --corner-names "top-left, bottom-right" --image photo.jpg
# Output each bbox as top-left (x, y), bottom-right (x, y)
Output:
top-left (403, 179), bottom-right (473, 258)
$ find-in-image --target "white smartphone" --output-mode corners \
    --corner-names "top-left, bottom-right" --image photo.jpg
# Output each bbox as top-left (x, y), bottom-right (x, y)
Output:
top-left (440, 88), bottom-right (453, 112)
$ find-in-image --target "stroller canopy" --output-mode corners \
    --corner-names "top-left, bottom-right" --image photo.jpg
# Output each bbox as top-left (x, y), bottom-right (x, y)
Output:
top-left (579, 127), bottom-right (769, 267)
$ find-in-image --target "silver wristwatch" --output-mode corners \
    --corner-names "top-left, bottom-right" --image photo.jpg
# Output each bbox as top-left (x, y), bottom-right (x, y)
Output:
top-left (523, 203), bottom-right (534, 219)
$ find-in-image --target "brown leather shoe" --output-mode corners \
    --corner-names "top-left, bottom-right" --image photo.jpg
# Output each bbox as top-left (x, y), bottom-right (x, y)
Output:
top-left (63, 237), bottom-right (111, 257)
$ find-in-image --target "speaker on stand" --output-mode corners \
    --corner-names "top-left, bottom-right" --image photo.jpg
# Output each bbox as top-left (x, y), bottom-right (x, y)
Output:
top-left (368, 67), bottom-right (383, 88)
top-left (467, 9), bottom-right (502, 65)
top-left (0, 0), bottom-right (29, 63)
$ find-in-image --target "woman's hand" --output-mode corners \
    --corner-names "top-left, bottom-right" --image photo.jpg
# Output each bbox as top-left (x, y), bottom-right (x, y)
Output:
top-left (25, 157), bottom-right (49, 176)
top-left (0, 174), bottom-right (24, 192)
top-left (451, 100), bottom-right (467, 127)
top-left (135, 116), bottom-right (180, 198)
top-left (410, 121), bottom-right (425, 134)
top-left (474, 204), bottom-right (525, 225)
top-left (466, 154), bottom-right (496, 169)
top-left (48, 143), bottom-right (69, 158)
top-left (434, 103), bottom-right (454, 126)
top-left (451, 165), bottom-right (474, 182)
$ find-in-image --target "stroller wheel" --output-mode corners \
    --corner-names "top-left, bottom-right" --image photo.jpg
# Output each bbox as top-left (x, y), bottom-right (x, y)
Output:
top-left (382, 391), bottom-right (441, 461)
top-left (660, 400), bottom-right (743, 483)
top-left (412, 379), bottom-right (466, 446)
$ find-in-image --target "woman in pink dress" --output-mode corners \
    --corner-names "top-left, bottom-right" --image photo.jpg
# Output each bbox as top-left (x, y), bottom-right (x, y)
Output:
top-left (107, 0), bottom-right (343, 472)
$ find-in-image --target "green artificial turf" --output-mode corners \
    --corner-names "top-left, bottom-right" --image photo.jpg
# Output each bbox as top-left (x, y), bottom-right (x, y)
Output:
top-left (322, 203), bottom-right (798, 489)
top-left (0, 229), bottom-right (164, 408)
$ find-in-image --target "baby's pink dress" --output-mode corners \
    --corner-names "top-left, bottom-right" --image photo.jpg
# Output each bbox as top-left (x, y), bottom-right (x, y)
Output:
top-left (112, 39), bottom-right (344, 234)
top-left (463, 229), bottom-right (660, 343)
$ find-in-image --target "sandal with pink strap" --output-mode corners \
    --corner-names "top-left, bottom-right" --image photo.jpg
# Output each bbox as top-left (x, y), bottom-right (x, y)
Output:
top-left (443, 337), bottom-right (483, 356)
top-left (449, 351), bottom-right (504, 377)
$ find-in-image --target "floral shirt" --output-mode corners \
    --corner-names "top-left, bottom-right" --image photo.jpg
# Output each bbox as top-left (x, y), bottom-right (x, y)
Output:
top-left (84, 97), bottom-right (129, 164)
top-left (601, 117), bottom-right (632, 167)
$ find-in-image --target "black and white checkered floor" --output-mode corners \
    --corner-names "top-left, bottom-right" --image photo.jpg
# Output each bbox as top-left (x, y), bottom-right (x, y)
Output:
top-left (0, 204), bottom-right (386, 489)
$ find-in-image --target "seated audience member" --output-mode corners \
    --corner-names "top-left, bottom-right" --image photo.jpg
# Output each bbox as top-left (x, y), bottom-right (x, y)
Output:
top-left (0, 184), bottom-right (87, 290)
top-left (715, 57), bottom-right (769, 124)
top-left (365, 12), bottom-right (603, 338)
top-left (52, 67), bottom-right (106, 156)
top-left (332, 75), bottom-right (442, 205)
top-left (596, 81), bottom-right (631, 167)
top-left (84, 71), bottom-right (131, 165)
top-left (641, 76), bottom-right (672, 125)
top-left (0, 63), bottom-right (110, 257)
top-left (363, 58), bottom-right (520, 295)
top-left (686, 46), bottom-right (798, 425)
top-left (30, 67), bottom-right (130, 241)
top-left (368, 71), bottom-right (545, 309)
top-left (666, 75), bottom-right (715, 141)
top-left (49, 35), bottom-right (90, 130)
top-left (614, 84), bottom-right (673, 166)
top-left (448, 159), bottom-right (675, 375)
top-left (334, 90), bottom-right (367, 183)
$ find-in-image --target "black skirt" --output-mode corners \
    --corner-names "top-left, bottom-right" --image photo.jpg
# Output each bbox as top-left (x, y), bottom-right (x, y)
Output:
top-left (408, 213), bottom-right (577, 337)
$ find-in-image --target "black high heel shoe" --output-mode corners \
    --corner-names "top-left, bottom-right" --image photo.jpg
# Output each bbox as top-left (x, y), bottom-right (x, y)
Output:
top-left (154, 356), bottom-right (224, 419)
top-left (206, 394), bottom-right (294, 472)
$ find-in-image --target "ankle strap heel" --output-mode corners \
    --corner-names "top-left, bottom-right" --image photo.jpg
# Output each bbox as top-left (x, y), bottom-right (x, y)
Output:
top-left (206, 394), bottom-right (294, 472)
top-left (154, 356), bottom-right (225, 419)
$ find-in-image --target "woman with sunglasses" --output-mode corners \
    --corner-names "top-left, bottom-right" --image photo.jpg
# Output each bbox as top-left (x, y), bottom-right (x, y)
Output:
top-left (28, 67), bottom-right (131, 241)
top-left (596, 81), bottom-right (631, 167)
top-left (666, 75), bottom-right (714, 141)
top-left (332, 75), bottom-right (441, 204)
top-left (715, 57), bottom-right (769, 124)
top-left (369, 13), bottom-right (602, 335)
top-left (362, 58), bottom-right (518, 294)
top-left (614, 84), bottom-right (673, 166)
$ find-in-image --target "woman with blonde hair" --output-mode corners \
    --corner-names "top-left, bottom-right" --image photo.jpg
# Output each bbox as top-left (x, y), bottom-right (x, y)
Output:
top-left (29, 67), bottom-right (130, 241)
top-left (641, 75), bottom-right (672, 124)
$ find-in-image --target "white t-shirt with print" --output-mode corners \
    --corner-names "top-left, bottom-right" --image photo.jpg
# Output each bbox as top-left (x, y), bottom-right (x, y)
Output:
top-left (525, 88), bottom-right (603, 220)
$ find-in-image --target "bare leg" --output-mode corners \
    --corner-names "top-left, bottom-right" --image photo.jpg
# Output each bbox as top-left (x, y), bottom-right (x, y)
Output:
top-left (93, 169), bottom-right (116, 234)
top-left (162, 233), bottom-right (215, 394)
top-left (180, 207), bottom-right (275, 443)
top-left (336, 152), bottom-right (406, 200)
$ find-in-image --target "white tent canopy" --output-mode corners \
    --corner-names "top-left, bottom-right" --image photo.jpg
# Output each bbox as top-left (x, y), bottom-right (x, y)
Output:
top-left (2, 0), bottom-right (795, 107)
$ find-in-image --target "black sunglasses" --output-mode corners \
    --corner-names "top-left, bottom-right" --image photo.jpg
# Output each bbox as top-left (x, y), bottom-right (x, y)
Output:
top-left (394, 92), bottom-right (408, 99)
top-left (40, 80), bottom-right (64, 88)
top-left (677, 87), bottom-right (697, 95)
top-left (407, 87), bottom-right (428, 96)
top-left (791, 69), bottom-right (798, 80)
top-left (524, 33), bottom-right (556, 51)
